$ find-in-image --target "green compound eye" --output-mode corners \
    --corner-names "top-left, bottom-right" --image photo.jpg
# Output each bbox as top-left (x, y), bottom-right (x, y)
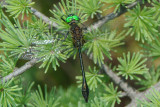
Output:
top-left (66, 17), bottom-right (73, 23)
top-left (72, 15), bottom-right (79, 21)
top-left (66, 15), bottom-right (80, 23)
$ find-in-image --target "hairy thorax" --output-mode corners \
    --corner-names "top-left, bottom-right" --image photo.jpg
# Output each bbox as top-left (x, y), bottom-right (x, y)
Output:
top-left (70, 22), bottom-right (85, 47)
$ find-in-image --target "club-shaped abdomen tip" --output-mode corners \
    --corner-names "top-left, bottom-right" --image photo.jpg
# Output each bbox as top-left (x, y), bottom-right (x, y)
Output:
top-left (82, 84), bottom-right (89, 103)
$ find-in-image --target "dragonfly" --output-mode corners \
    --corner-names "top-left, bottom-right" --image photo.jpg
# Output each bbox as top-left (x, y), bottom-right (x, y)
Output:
top-left (61, 14), bottom-right (89, 102)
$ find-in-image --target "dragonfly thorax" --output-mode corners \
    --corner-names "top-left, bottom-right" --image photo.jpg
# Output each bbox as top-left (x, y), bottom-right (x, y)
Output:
top-left (70, 23), bottom-right (84, 47)
top-left (69, 21), bottom-right (78, 25)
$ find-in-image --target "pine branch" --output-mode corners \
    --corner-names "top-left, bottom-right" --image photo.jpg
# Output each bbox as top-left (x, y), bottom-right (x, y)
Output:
top-left (0, 1), bottom-right (58, 28)
top-left (88, 0), bottom-right (143, 30)
top-left (127, 81), bottom-right (160, 107)
top-left (29, 0), bottom-right (143, 32)
top-left (30, 7), bottom-right (58, 28)
top-left (121, 92), bottom-right (128, 97)
top-left (21, 0), bottom-right (143, 58)
top-left (28, 0), bottom-right (143, 47)
top-left (1, 59), bottom-right (37, 83)
top-left (102, 64), bottom-right (138, 100)
top-left (103, 63), bottom-right (160, 106)
top-left (88, 54), bottom-right (138, 101)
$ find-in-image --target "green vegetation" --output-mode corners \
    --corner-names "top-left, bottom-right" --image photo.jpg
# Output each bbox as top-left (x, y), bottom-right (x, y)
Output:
top-left (0, 0), bottom-right (160, 106)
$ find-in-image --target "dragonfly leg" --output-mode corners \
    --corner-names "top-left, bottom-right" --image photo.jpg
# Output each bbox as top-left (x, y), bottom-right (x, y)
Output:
top-left (61, 31), bottom-right (69, 42)
top-left (61, 15), bottom-right (66, 22)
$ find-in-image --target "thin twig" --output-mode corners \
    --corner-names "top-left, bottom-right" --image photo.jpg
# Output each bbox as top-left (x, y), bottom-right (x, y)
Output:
top-left (103, 64), bottom-right (160, 107)
top-left (31, 0), bottom-right (142, 31)
top-left (121, 92), bottom-right (128, 97)
top-left (1, 59), bottom-right (38, 83)
top-left (102, 64), bottom-right (138, 100)
top-left (126, 81), bottom-right (160, 107)
top-left (88, 0), bottom-right (142, 30)
top-left (30, 7), bottom-right (58, 28)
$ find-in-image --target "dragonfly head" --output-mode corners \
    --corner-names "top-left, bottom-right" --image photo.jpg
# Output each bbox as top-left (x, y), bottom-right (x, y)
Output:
top-left (65, 14), bottom-right (80, 24)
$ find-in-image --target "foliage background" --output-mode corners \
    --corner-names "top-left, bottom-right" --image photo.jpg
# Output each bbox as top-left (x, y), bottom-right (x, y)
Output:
top-left (0, 0), bottom-right (160, 107)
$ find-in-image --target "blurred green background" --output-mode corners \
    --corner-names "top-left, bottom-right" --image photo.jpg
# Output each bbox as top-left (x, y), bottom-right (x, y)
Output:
top-left (13, 0), bottom-right (160, 106)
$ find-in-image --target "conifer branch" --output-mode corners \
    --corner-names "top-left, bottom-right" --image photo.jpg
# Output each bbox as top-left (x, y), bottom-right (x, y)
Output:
top-left (88, 0), bottom-right (142, 30)
top-left (88, 54), bottom-right (138, 100)
top-left (30, 0), bottom-right (142, 31)
top-left (27, 0), bottom-right (144, 47)
top-left (30, 7), bottom-right (58, 28)
top-left (121, 92), bottom-right (128, 97)
top-left (1, 59), bottom-right (37, 83)
top-left (0, 1), bottom-right (58, 28)
top-left (103, 62), bottom-right (160, 107)
top-left (102, 64), bottom-right (138, 100)
top-left (127, 81), bottom-right (160, 107)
